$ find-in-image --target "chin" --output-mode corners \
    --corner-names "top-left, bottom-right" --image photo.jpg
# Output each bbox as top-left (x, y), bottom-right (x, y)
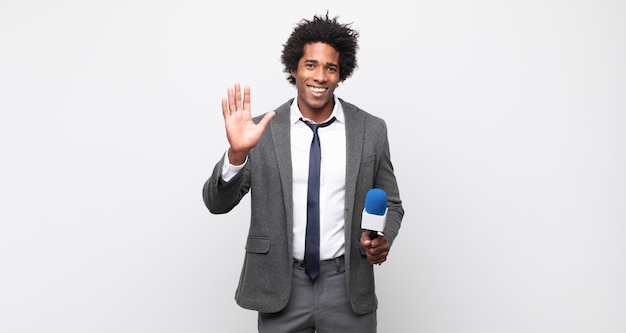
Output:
top-left (308, 103), bottom-right (329, 111)
top-left (308, 98), bottom-right (332, 109)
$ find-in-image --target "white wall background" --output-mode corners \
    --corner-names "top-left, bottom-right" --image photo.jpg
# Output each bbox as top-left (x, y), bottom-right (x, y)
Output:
top-left (1, 0), bottom-right (625, 332)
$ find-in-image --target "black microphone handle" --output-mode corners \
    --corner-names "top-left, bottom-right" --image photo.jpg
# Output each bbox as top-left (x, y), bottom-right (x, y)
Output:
top-left (369, 230), bottom-right (380, 239)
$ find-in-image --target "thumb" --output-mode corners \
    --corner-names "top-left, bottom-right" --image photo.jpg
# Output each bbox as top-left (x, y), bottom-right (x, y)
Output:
top-left (257, 111), bottom-right (276, 129)
top-left (361, 231), bottom-right (372, 246)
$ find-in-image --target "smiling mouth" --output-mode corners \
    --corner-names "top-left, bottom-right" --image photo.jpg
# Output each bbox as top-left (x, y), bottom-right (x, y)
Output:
top-left (309, 86), bottom-right (327, 93)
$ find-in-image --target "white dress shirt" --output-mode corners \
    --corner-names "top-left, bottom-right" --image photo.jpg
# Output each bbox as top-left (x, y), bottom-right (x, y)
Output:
top-left (290, 96), bottom-right (346, 261)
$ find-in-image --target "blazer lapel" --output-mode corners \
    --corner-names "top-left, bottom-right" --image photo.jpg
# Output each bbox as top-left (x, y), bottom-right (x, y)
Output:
top-left (269, 100), bottom-right (295, 251)
top-left (341, 99), bottom-right (365, 251)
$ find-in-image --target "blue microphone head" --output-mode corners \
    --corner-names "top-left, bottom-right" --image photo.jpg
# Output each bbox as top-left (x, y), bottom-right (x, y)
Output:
top-left (365, 188), bottom-right (387, 216)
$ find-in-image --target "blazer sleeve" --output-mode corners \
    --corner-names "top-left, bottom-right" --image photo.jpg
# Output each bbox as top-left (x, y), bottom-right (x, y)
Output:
top-left (375, 121), bottom-right (403, 246)
top-left (202, 153), bottom-right (251, 214)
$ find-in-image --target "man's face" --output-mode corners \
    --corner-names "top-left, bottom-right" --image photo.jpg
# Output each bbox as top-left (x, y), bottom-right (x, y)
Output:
top-left (290, 42), bottom-right (341, 118)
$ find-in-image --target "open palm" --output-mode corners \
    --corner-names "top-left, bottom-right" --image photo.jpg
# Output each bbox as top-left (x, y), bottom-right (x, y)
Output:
top-left (221, 83), bottom-right (275, 164)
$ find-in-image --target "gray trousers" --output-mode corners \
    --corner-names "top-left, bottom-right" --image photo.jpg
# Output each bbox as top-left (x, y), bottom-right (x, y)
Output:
top-left (257, 256), bottom-right (377, 333)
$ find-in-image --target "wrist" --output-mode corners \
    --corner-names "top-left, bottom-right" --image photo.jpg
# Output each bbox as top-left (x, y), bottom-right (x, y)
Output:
top-left (227, 148), bottom-right (248, 166)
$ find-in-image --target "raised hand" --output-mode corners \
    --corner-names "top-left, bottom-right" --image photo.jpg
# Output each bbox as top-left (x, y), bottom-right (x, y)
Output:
top-left (221, 83), bottom-right (275, 165)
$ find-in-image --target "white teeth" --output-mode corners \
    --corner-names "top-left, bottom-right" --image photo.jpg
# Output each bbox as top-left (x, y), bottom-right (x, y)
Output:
top-left (310, 87), bottom-right (326, 93)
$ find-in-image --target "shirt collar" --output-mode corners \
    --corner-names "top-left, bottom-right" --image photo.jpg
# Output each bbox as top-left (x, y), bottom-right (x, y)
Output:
top-left (290, 95), bottom-right (344, 125)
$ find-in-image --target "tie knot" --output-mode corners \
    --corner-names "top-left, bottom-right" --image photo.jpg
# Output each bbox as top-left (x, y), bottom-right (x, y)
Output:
top-left (301, 117), bottom-right (336, 132)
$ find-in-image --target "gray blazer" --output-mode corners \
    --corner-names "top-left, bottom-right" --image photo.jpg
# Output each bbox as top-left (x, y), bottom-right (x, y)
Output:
top-left (203, 98), bottom-right (404, 314)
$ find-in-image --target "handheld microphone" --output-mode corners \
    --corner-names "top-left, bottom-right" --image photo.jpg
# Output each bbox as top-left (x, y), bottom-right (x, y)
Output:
top-left (361, 188), bottom-right (387, 239)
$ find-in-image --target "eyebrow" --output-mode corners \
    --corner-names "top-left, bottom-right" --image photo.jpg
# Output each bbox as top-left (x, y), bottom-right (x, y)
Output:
top-left (304, 59), bottom-right (339, 68)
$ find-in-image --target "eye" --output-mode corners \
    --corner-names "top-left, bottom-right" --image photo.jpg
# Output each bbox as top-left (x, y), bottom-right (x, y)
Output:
top-left (304, 63), bottom-right (315, 69)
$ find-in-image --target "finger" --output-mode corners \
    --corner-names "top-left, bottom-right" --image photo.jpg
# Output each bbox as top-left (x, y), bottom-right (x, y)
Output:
top-left (243, 85), bottom-right (251, 111)
top-left (372, 236), bottom-right (389, 248)
top-left (234, 83), bottom-right (242, 110)
top-left (370, 246), bottom-right (390, 257)
top-left (227, 87), bottom-right (236, 114)
top-left (367, 255), bottom-right (385, 265)
top-left (367, 245), bottom-right (387, 256)
top-left (221, 98), bottom-right (229, 119)
top-left (368, 251), bottom-right (388, 264)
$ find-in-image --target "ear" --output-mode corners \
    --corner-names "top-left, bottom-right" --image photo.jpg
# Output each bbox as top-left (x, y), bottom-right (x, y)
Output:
top-left (290, 69), bottom-right (296, 77)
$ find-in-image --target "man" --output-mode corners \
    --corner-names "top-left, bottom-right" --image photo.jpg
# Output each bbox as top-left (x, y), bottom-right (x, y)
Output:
top-left (203, 13), bottom-right (404, 333)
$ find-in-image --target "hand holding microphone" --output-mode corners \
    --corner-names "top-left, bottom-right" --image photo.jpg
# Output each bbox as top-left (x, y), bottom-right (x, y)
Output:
top-left (361, 188), bottom-right (390, 265)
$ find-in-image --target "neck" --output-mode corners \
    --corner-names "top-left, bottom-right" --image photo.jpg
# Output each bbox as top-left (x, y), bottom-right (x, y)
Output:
top-left (299, 102), bottom-right (335, 124)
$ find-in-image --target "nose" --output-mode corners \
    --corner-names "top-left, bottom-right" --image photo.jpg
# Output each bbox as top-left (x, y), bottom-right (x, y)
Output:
top-left (313, 67), bottom-right (327, 82)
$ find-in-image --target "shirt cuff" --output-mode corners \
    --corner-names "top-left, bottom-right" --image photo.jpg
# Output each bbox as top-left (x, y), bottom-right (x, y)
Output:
top-left (221, 151), bottom-right (247, 182)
